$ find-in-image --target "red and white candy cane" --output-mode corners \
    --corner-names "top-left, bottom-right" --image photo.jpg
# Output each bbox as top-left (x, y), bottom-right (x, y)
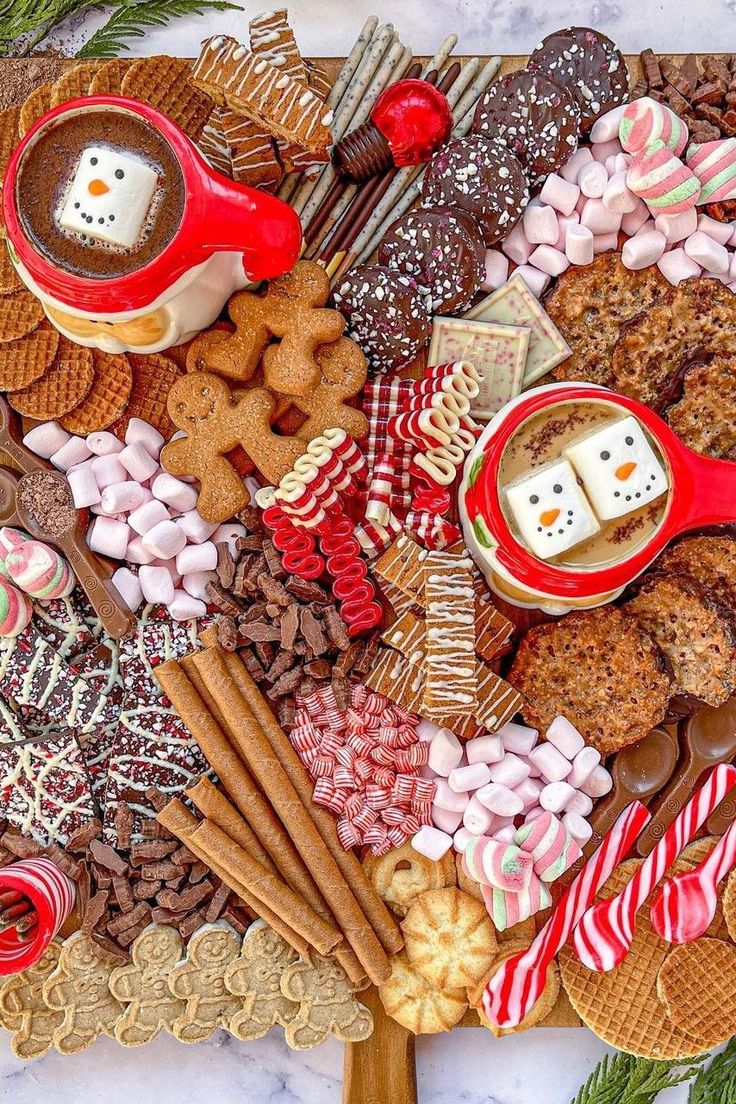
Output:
top-left (0, 857), bottom-right (75, 974)
top-left (420, 360), bottom-right (482, 400)
top-left (650, 817), bottom-right (736, 944)
top-left (482, 800), bottom-right (650, 1029)
top-left (573, 762), bottom-right (736, 972)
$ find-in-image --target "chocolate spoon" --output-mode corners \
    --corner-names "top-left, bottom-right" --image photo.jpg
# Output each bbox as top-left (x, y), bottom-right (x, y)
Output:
top-left (636, 698), bottom-right (736, 856)
top-left (588, 725), bottom-right (679, 847)
top-left (0, 465), bottom-right (133, 640)
top-left (650, 818), bottom-right (736, 944)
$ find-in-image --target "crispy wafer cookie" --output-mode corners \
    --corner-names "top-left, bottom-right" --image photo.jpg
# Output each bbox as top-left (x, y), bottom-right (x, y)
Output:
top-left (50, 63), bottom-right (101, 109)
top-left (0, 324), bottom-right (58, 390)
top-left (19, 83), bottom-right (53, 138)
top-left (656, 938), bottom-right (736, 1049)
top-left (0, 290), bottom-right (45, 342)
top-left (8, 337), bottom-right (93, 419)
top-left (60, 349), bottom-right (133, 434)
top-left (111, 352), bottom-right (183, 440)
top-left (121, 57), bottom-right (213, 141)
top-left (88, 58), bottom-right (129, 96)
top-left (0, 107), bottom-right (22, 179)
top-left (724, 873), bottom-right (736, 942)
top-left (423, 551), bottom-right (477, 717)
top-left (0, 249), bottom-right (22, 296)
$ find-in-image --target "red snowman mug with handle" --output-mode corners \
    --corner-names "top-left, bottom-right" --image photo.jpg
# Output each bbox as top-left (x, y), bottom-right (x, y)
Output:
top-left (2, 96), bottom-right (302, 354)
top-left (460, 383), bottom-right (736, 614)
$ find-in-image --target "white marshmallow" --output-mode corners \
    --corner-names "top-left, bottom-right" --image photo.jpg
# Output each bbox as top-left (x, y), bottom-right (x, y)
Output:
top-left (657, 246), bottom-right (702, 286)
top-left (481, 249), bottom-right (509, 291)
top-left (101, 481), bottom-right (150, 515)
top-left (501, 219), bottom-right (533, 265)
top-left (602, 172), bottom-right (638, 214)
top-left (475, 782), bottom-right (524, 817)
top-left (565, 790), bottom-right (594, 817)
top-left (431, 804), bottom-right (464, 835)
top-left (125, 536), bottom-right (157, 565)
top-left (86, 431), bottom-right (124, 456)
top-left (488, 753), bottom-right (531, 789)
top-left (621, 199), bottom-right (650, 237)
top-left (577, 160), bottom-right (608, 198)
top-left (592, 138), bottom-right (623, 163)
top-left (540, 781), bottom-right (576, 813)
top-left (546, 715), bottom-right (585, 759)
top-left (655, 207), bottom-right (698, 243)
top-left (432, 778), bottom-right (468, 813)
top-left (412, 825), bottom-right (453, 860)
top-left (151, 473), bottom-right (198, 513)
top-left (579, 765), bottom-right (614, 799)
top-left (564, 415), bottom-right (668, 521)
top-left (593, 232), bottom-right (619, 253)
top-left (563, 811), bottom-right (593, 845)
top-left (176, 542), bottom-right (218, 575)
top-left (90, 454), bottom-right (128, 489)
top-left (684, 230), bottom-right (730, 274)
top-left (528, 244), bottom-right (569, 276)
top-left (580, 198), bottom-right (622, 235)
top-left (560, 147), bottom-right (594, 182)
top-left (453, 827), bottom-right (473, 853)
top-left (493, 824), bottom-right (518, 845)
top-left (499, 721), bottom-right (538, 756)
top-left (428, 727), bottom-right (463, 777)
top-left (504, 457), bottom-right (600, 560)
top-left (568, 746), bottom-right (603, 789)
top-left (524, 200), bottom-right (561, 244)
top-left (449, 762), bottom-right (491, 793)
top-left (515, 777), bottom-right (543, 811)
top-left (125, 418), bottom-right (165, 457)
top-left (23, 422), bottom-right (70, 459)
top-left (539, 172), bottom-right (580, 216)
top-left (176, 510), bottom-right (219, 545)
top-left (128, 499), bottom-right (170, 536)
top-left (50, 436), bottom-right (92, 471)
top-left (528, 742), bottom-right (572, 783)
top-left (511, 264), bottom-right (550, 297)
top-left (554, 212), bottom-right (580, 251)
top-left (88, 516), bottom-right (130, 559)
top-left (182, 570), bottom-right (216, 600)
top-left (590, 104), bottom-right (627, 144)
top-left (68, 465), bottom-right (101, 509)
top-left (112, 566), bottom-right (143, 612)
top-left (141, 519), bottom-right (187, 560)
top-left (465, 734), bottom-right (504, 765)
top-left (565, 223), bottom-right (595, 266)
top-left (138, 565), bottom-right (175, 606)
top-left (151, 557), bottom-right (181, 586)
top-left (118, 442), bottom-right (159, 482)
top-left (463, 795), bottom-right (495, 835)
top-left (696, 213), bottom-right (734, 245)
top-left (169, 589), bottom-right (207, 621)
top-left (58, 146), bottom-right (158, 249)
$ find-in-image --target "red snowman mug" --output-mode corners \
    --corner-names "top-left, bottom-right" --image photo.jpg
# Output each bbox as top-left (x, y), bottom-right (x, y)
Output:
top-left (461, 383), bottom-right (736, 612)
top-left (0, 858), bottom-right (75, 975)
top-left (2, 96), bottom-right (302, 353)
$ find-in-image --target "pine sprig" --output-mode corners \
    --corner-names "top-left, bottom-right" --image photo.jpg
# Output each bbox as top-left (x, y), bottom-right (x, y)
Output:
top-left (0, 0), bottom-right (93, 55)
top-left (571, 1052), bottom-right (707, 1104)
top-left (689, 1038), bottom-right (736, 1104)
top-left (76, 0), bottom-right (241, 58)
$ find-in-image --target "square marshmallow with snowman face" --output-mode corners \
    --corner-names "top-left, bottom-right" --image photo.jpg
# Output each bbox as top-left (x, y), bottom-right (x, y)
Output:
top-left (563, 416), bottom-right (668, 521)
top-left (57, 146), bottom-right (159, 250)
top-left (504, 458), bottom-right (600, 560)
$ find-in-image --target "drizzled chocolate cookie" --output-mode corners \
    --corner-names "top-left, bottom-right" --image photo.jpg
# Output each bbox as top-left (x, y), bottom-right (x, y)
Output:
top-left (333, 265), bottom-right (432, 372)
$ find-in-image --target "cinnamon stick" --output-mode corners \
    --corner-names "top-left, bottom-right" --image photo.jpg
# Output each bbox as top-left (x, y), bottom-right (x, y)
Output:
top-left (191, 645), bottom-right (393, 984)
top-left (199, 626), bottom-right (403, 957)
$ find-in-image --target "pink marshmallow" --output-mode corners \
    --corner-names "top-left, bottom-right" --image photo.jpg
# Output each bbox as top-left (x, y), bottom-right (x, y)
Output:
top-left (515, 776), bottom-right (543, 811)
top-left (604, 154), bottom-right (618, 176)
top-left (118, 442), bottom-right (159, 482)
top-left (90, 454), bottom-right (128, 489)
top-left (565, 790), bottom-right (594, 817)
top-left (563, 811), bottom-right (593, 845)
top-left (560, 146), bottom-right (594, 182)
top-left (112, 566), bottom-right (143, 612)
top-left (580, 198), bottom-right (622, 235)
top-left (567, 746), bottom-right (602, 789)
top-left (602, 172), bottom-right (638, 213)
top-left (592, 137), bottom-right (623, 163)
top-left (432, 778), bottom-right (468, 813)
top-left (501, 219), bottom-right (533, 265)
top-left (125, 418), bottom-right (164, 458)
top-left (524, 200), bottom-right (561, 244)
top-left (511, 264), bottom-right (550, 297)
top-left (431, 804), bottom-right (463, 834)
top-left (464, 836), bottom-right (534, 892)
top-left (684, 230), bottom-right (730, 274)
top-left (86, 431), bottom-right (124, 456)
top-left (176, 510), bottom-right (219, 545)
top-left (488, 752), bottom-right (531, 789)
top-left (493, 824), bottom-right (517, 845)
top-left (565, 223), bottom-right (595, 265)
top-left (522, 754), bottom-right (542, 779)
top-left (657, 246), bottom-right (702, 285)
top-left (412, 825), bottom-right (453, 860)
top-left (528, 742), bottom-right (572, 783)
top-left (101, 481), bottom-right (150, 515)
top-left (453, 827), bottom-right (473, 853)
top-left (553, 212), bottom-right (579, 252)
top-left (141, 519), bottom-right (187, 560)
top-left (499, 722), bottom-right (538, 756)
top-left (539, 781), bottom-right (576, 814)
top-left (88, 516), bottom-right (130, 560)
top-left (696, 213), bottom-right (734, 245)
top-left (622, 228), bottom-right (666, 270)
top-left (578, 160), bottom-right (608, 198)
top-left (428, 727), bottom-right (463, 777)
top-left (465, 733), bottom-right (504, 765)
top-left (590, 105), bottom-right (627, 144)
top-left (182, 570), bottom-right (216, 600)
top-left (68, 465), bottom-right (100, 509)
top-left (176, 542), bottom-right (218, 574)
top-left (539, 172), bottom-right (580, 216)
top-left (655, 207), bottom-right (698, 243)
top-left (127, 499), bottom-right (170, 536)
top-left (138, 565), bottom-right (175, 606)
top-left (528, 244), bottom-right (569, 276)
top-left (546, 716), bottom-right (585, 759)
top-left (151, 558), bottom-right (181, 587)
top-left (151, 473), bottom-right (198, 513)
top-left (169, 589), bottom-right (207, 621)
top-left (463, 795), bottom-right (495, 835)
top-left (524, 806), bottom-right (545, 823)
top-left (621, 199), bottom-right (650, 236)
top-left (125, 536), bottom-right (157, 565)
top-left (23, 422), bottom-right (70, 459)
top-left (213, 523), bottom-right (247, 553)
top-left (50, 436), bottom-right (92, 471)
top-left (476, 782), bottom-right (524, 817)
top-left (449, 762), bottom-right (491, 793)
top-left (481, 249), bottom-right (509, 291)
top-left (579, 765), bottom-right (613, 799)
top-left (615, 153), bottom-right (632, 173)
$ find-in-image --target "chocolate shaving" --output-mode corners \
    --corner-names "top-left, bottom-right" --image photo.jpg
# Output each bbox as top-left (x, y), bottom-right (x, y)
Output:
top-left (216, 542), bottom-right (236, 589)
top-left (285, 577), bottom-right (331, 604)
top-left (267, 666), bottom-right (304, 698)
top-left (204, 880), bottom-right (231, 923)
top-left (82, 890), bottom-right (109, 934)
top-left (217, 616), bottom-right (239, 652)
top-left (66, 818), bottom-right (103, 853)
top-left (266, 649), bottom-right (295, 682)
top-left (236, 619), bottom-right (282, 643)
top-left (205, 581), bottom-right (244, 615)
top-left (89, 839), bottom-right (128, 876)
top-left (300, 607), bottom-right (328, 655)
top-left (262, 538), bottom-right (285, 579)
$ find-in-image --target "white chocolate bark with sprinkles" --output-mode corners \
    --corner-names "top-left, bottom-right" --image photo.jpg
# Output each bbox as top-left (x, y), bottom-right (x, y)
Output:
top-left (423, 551), bottom-right (477, 716)
top-left (193, 36), bottom-right (332, 154)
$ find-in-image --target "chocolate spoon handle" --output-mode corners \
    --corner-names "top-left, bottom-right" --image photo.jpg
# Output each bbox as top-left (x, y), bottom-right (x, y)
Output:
top-left (636, 754), bottom-right (706, 856)
top-left (707, 772), bottom-right (736, 835)
top-left (0, 396), bottom-right (42, 476)
top-left (56, 531), bottom-right (134, 640)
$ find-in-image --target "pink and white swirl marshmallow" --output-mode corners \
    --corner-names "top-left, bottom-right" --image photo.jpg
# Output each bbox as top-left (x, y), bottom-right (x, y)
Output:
top-left (0, 576), bottom-right (32, 637)
top-left (619, 97), bottom-right (688, 157)
top-left (463, 836), bottom-right (533, 892)
top-left (515, 810), bottom-right (582, 882)
top-left (686, 138), bottom-right (736, 203)
top-left (481, 873), bottom-right (552, 931)
top-left (5, 540), bottom-right (74, 600)
top-left (627, 140), bottom-right (701, 213)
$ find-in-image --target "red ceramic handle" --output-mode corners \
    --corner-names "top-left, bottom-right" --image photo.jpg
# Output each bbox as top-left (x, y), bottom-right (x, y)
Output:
top-left (675, 449), bottom-right (736, 530)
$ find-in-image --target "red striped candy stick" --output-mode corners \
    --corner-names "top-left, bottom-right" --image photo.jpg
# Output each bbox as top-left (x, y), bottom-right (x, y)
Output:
top-left (319, 429), bottom-right (369, 483)
top-left (573, 762), bottom-right (736, 972)
top-left (482, 800), bottom-right (650, 1029)
top-left (650, 814), bottom-right (736, 944)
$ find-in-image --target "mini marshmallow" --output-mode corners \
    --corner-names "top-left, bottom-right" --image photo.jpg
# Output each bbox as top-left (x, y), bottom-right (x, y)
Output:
top-left (501, 219), bottom-right (533, 265)
top-left (504, 457), bottom-right (600, 560)
top-left (546, 715), bottom-right (585, 759)
top-left (657, 246), bottom-right (702, 285)
top-left (540, 172), bottom-right (580, 216)
top-left (428, 727), bottom-right (463, 777)
top-left (476, 782), bottom-right (524, 818)
top-left (151, 473), bottom-right (198, 513)
top-left (432, 778), bottom-right (468, 813)
top-left (169, 589), bottom-right (207, 621)
top-left (125, 536), bottom-right (157, 565)
top-left (579, 765), bottom-right (613, 799)
top-left (141, 519), bottom-right (187, 560)
top-left (524, 806), bottom-right (546, 823)
top-left (560, 146), bottom-right (594, 182)
top-left (68, 466), bottom-right (100, 509)
top-left (100, 481), bottom-right (151, 515)
top-left (568, 746), bottom-right (603, 789)
top-left (493, 825), bottom-right (517, 845)
top-left (138, 565), bottom-right (175, 606)
top-left (515, 776), bottom-right (543, 811)
top-left (481, 249), bottom-right (509, 291)
top-left (23, 422), bottom-right (70, 459)
top-left (621, 199), bottom-right (650, 236)
top-left (50, 436), bottom-right (92, 471)
top-left (564, 415), bottom-right (668, 521)
top-left (127, 498), bottom-right (170, 536)
top-left (696, 213), bottom-right (735, 245)
top-left (602, 172), bottom-right (638, 213)
top-left (565, 790), bottom-right (594, 817)
top-left (213, 523), bottom-right (247, 553)
top-left (88, 516), bottom-right (130, 560)
top-left (563, 811), bottom-right (593, 845)
top-left (151, 558), bottom-right (181, 586)
top-left (554, 212), bottom-right (580, 251)
top-left (431, 804), bottom-right (464, 834)
top-left (580, 198), bottom-right (622, 235)
top-left (118, 442), bottom-right (159, 482)
top-left (593, 232), bottom-right (619, 253)
top-left (182, 570), bottom-right (216, 600)
top-left (578, 160), bottom-right (608, 198)
top-left (453, 827), bottom-right (473, 853)
top-left (655, 207), bottom-right (698, 243)
top-left (176, 510), bottom-right (220, 545)
top-left (524, 200), bottom-right (561, 244)
top-left (488, 752), bottom-right (531, 789)
top-left (684, 230), bottom-right (730, 274)
top-left (590, 105), bottom-right (627, 144)
top-left (463, 795), bottom-right (495, 835)
top-left (604, 154), bottom-right (618, 176)
top-left (527, 244), bottom-right (569, 276)
top-left (412, 824), bottom-right (453, 860)
top-left (510, 264), bottom-right (550, 297)
top-left (522, 754), bottom-right (542, 779)
top-left (176, 542), bottom-right (218, 575)
top-left (540, 781), bottom-right (576, 813)
top-left (449, 762), bottom-right (491, 793)
top-left (500, 721), bottom-right (538, 756)
top-left (86, 431), bottom-right (124, 456)
top-left (112, 566), bottom-right (143, 612)
top-left (592, 137), bottom-right (623, 163)
top-left (90, 454), bottom-right (128, 490)
top-left (565, 223), bottom-right (595, 266)
top-left (465, 733), bottom-right (504, 765)
top-left (615, 153), bottom-right (632, 173)
top-left (528, 742), bottom-right (572, 783)
top-left (125, 418), bottom-right (165, 458)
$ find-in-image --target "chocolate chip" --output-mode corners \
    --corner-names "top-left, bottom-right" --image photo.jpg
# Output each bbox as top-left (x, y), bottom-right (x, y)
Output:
top-left (89, 839), bottom-right (128, 876)
top-left (216, 542), bottom-right (236, 589)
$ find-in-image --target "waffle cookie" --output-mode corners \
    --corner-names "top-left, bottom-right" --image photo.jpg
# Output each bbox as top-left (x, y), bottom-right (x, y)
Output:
top-left (60, 349), bottom-right (133, 434)
top-left (656, 938), bottom-right (736, 1050)
top-left (657, 535), bottom-right (736, 613)
top-left (120, 57), bottom-right (213, 141)
top-left (0, 324), bottom-right (59, 391)
top-left (560, 859), bottom-right (712, 1059)
top-left (8, 337), bottom-right (94, 419)
top-left (110, 352), bottom-right (183, 440)
top-left (88, 58), bottom-right (129, 96)
top-left (725, 872), bottom-right (736, 942)
top-left (49, 62), bottom-right (101, 109)
top-left (0, 249), bottom-right (22, 296)
top-left (18, 82), bottom-right (53, 138)
top-left (666, 355), bottom-right (736, 459)
top-left (508, 606), bottom-right (672, 755)
top-left (0, 290), bottom-right (45, 342)
top-left (548, 253), bottom-right (669, 386)
top-left (626, 573), bottom-right (736, 707)
top-left (0, 107), bottom-right (23, 179)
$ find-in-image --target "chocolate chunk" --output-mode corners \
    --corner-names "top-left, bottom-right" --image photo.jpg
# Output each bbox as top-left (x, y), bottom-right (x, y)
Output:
top-left (140, 860), bottom-right (187, 881)
top-left (640, 48), bottom-right (663, 89)
top-left (133, 879), bottom-right (162, 899)
top-left (334, 640), bottom-right (363, 677)
top-left (692, 81), bottom-right (725, 106)
top-left (278, 697), bottom-right (296, 730)
top-left (204, 881), bottom-right (231, 923)
top-left (304, 659), bottom-right (331, 679)
top-left (89, 839), bottom-right (128, 876)
top-left (151, 906), bottom-right (179, 926)
top-left (235, 505), bottom-right (262, 531)
top-left (82, 890), bottom-right (109, 934)
top-left (353, 632), bottom-right (380, 676)
top-left (280, 602), bottom-right (299, 651)
top-left (236, 619), bottom-right (282, 643)
top-left (129, 839), bottom-right (177, 863)
top-left (170, 844), bottom-right (197, 866)
top-left (254, 641), bottom-right (275, 669)
top-left (114, 803), bottom-right (134, 851)
top-left (266, 649), bottom-right (295, 682)
top-left (331, 675), bottom-right (351, 711)
top-left (107, 901), bottom-right (150, 935)
top-left (241, 649), bottom-right (266, 680)
top-left (323, 606), bottom-right (351, 650)
top-left (285, 577), bottom-right (331, 604)
top-left (235, 534), bottom-right (265, 553)
top-left (261, 538), bottom-right (285, 579)
top-left (144, 787), bottom-right (170, 814)
top-left (178, 908), bottom-right (208, 939)
top-left (222, 907), bottom-right (248, 935)
top-left (205, 581), bottom-right (244, 615)
top-left (300, 608), bottom-right (328, 655)
top-left (187, 859), bottom-right (210, 884)
top-left (65, 817), bottom-right (103, 852)
top-left (117, 922), bottom-right (145, 948)
top-left (267, 666), bottom-right (304, 698)
top-left (1, 833), bottom-right (44, 858)
top-left (216, 542), bottom-right (236, 589)
top-left (112, 876), bottom-right (135, 912)
top-left (239, 602), bottom-right (269, 623)
top-left (232, 557), bottom-right (254, 598)
top-left (217, 616), bottom-right (238, 652)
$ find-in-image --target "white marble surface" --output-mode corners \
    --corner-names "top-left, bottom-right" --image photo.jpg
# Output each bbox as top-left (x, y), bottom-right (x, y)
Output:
top-left (3, 2), bottom-right (723, 1101)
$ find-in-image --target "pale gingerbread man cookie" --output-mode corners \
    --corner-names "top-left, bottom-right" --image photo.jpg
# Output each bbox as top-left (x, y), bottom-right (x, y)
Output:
top-left (0, 941), bottom-right (63, 1060)
top-left (42, 931), bottom-right (126, 1055)
top-left (169, 921), bottom-right (244, 1043)
top-left (281, 952), bottom-right (373, 1050)
top-left (224, 920), bottom-right (299, 1042)
top-left (109, 924), bottom-right (187, 1047)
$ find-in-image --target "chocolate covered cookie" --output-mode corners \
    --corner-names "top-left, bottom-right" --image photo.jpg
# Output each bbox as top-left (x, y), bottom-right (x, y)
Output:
top-left (421, 136), bottom-right (529, 247)
top-left (473, 71), bottom-right (581, 185)
top-left (378, 206), bottom-right (484, 314)
top-left (333, 265), bottom-right (432, 372)
top-left (528, 26), bottom-right (629, 131)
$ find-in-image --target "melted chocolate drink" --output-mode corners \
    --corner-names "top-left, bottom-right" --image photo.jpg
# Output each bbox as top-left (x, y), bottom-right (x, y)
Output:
top-left (16, 108), bottom-right (185, 279)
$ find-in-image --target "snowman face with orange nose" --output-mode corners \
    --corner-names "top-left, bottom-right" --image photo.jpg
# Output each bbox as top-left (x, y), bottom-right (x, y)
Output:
top-left (57, 145), bottom-right (159, 252)
top-left (564, 416), bottom-right (668, 521)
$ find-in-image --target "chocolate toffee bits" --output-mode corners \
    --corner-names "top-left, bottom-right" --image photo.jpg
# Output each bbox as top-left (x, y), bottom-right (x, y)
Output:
top-left (333, 265), bottom-right (432, 373)
top-left (421, 135), bottom-right (530, 247)
top-left (528, 26), bottom-right (629, 131)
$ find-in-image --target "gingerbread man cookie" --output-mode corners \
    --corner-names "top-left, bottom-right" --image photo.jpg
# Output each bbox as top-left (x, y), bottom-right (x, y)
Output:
top-left (168, 921), bottom-right (244, 1043)
top-left (224, 920), bottom-right (300, 1042)
top-left (282, 336), bottom-right (369, 442)
top-left (42, 931), bottom-right (126, 1055)
top-left (161, 372), bottom-right (305, 522)
top-left (280, 952), bottom-right (373, 1050)
top-left (0, 941), bottom-right (63, 1059)
top-left (108, 924), bottom-right (187, 1047)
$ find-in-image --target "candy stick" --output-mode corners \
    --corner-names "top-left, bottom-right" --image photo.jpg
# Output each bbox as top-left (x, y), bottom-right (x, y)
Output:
top-left (0, 857), bottom-right (76, 975)
top-left (650, 818), bottom-right (736, 944)
top-left (573, 762), bottom-right (736, 972)
top-left (482, 801), bottom-right (650, 1029)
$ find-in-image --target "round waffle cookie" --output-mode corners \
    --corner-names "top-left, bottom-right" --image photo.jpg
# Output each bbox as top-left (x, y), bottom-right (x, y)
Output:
top-left (121, 57), bottom-right (213, 141)
top-left (0, 290), bottom-right (45, 342)
top-left (656, 938), bottom-right (736, 1049)
top-left (110, 352), bottom-right (183, 440)
top-left (548, 253), bottom-right (669, 387)
top-left (470, 941), bottom-right (561, 1037)
top-left (0, 250), bottom-right (23, 296)
top-left (8, 336), bottom-right (93, 419)
top-left (19, 82), bottom-right (53, 138)
top-left (528, 26), bottom-right (629, 131)
top-left (560, 859), bottom-right (714, 1059)
top-left (0, 324), bottom-right (59, 391)
top-left (88, 58), bottom-right (129, 97)
top-left (50, 62), bottom-right (102, 109)
top-left (60, 350), bottom-right (133, 434)
top-left (724, 872), bottom-right (736, 942)
top-left (0, 106), bottom-right (22, 180)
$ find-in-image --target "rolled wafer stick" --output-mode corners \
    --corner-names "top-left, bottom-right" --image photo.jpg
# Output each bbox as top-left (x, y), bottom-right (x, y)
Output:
top-left (199, 626), bottom-right (403, 958)
top-left (180, 652), bottom-right (229, 731)
top-left (158, 799), bottom-right (312, 959)
top-left (187, 776), bottom-right (277, 875)
top-left (190, 645), bottom-right (393, 983)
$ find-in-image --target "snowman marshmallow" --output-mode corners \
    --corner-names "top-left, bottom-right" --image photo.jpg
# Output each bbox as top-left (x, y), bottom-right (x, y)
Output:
top-left (57, 146), bottom-right (159, 250)
top-left (504, 458), bottom-right (600, 560)
top-left (563, 416), bottom-right (668, 521)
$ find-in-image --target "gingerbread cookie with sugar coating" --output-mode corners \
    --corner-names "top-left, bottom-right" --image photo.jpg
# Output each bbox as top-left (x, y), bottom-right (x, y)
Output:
top-left (288, 337), bottom-right (369, 441)
top-left (42, 931), bottom-right (126, 1055)
top-left (108, 924), bottom-right (187, 1047)
top-left (224, 920), bottom-right (299, 1042)
top-left (280, 951), bottom-right (373, 1050)
top-left (0, 941), bottom-right (63, 1059)
top-left (168, 921), bottom-right (244, 1043)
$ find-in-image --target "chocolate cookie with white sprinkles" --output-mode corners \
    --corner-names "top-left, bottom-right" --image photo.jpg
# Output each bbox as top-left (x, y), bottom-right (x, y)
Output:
top-left (528, 26), bottom-right (629, 132)
top-left (332, 264), bottom-right (432, 373)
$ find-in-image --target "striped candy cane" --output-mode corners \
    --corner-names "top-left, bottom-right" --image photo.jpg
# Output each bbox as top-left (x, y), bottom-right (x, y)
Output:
top-left (0, 858), bottom-right (75, 975)
top-left (318, 429), bottom-right (369, 483)
top-left (651, 817), bottom-right (736, 944)
top-left (573, 762), bottom-right (736, 971)
top-left (482, 801), bottom-right (650, 1029)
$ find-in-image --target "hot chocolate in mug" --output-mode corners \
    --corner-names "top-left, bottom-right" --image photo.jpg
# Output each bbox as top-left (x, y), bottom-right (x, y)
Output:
top-left (2, 96), bottom-right (302, 354)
